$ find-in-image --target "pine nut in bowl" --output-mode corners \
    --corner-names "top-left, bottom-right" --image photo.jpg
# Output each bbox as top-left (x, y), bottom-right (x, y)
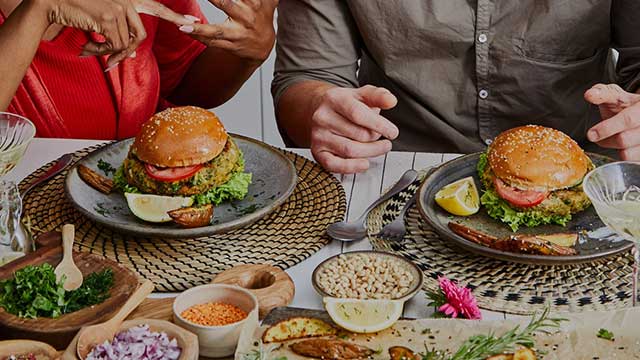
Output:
top-left (172, 284), bottom-right (259, 358)
top-left (312, 251), bottom-right (424, 302)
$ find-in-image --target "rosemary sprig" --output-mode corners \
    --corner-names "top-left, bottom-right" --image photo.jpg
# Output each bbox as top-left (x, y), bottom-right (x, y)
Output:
top-left (421, 307), bottom-right (566, 360)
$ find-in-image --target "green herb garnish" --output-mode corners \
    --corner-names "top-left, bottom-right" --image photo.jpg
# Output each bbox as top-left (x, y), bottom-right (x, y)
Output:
top-left (97, 159), bottom-right (116, 176)
top-left (420, 307), bottom-right (566, 360)
top-left (0, 264), bottom-right (114, 319)
top-left (597, 328), bottom-right (615, 341)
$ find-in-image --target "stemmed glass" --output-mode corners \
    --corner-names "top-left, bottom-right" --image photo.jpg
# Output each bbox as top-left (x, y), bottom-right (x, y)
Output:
top-left (583, 162), bottom-right (640, 305)
top-left (0, 112), bottom-right (36, 264)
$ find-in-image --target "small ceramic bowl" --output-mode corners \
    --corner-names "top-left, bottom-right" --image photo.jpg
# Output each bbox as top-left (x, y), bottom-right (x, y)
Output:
top-left (173, 284), bottom-right (258, 358)
top-left (312, 250), bottom-right (424, 302)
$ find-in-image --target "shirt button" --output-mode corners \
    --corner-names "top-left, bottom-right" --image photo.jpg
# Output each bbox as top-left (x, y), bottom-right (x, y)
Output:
top-left (485, 139), bottom-right (493, 145)
top-left (478, 33), bottom-right (488, 43)
top-left (479, 89), bottom-right (489, 99)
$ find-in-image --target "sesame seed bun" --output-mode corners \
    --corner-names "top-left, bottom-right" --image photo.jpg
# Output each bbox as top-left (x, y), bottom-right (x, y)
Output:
top-left (487, 125), bottom-right (590, 191)
top-left (132, 106), bottom-right (228, 167)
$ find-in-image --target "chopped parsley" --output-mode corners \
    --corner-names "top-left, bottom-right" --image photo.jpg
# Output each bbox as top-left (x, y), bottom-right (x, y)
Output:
top-left (0, 264), bottom-right (114, 318)
top-left (597, 328), bottom-right (615, 341)
top-left (97, 159), bottom-right (116, 176)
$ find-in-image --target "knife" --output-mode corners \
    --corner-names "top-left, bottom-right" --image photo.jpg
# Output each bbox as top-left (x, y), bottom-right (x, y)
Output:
top-left (20, 153), bottom-right (74, 197)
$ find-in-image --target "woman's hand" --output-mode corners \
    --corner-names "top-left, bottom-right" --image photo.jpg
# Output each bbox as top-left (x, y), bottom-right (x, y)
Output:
top-left (178, 0), bottom-right (278, 64)
top-left (585, 83), bottom-right (640, 160)
top-left (40, 0), bottom-right (195, 69)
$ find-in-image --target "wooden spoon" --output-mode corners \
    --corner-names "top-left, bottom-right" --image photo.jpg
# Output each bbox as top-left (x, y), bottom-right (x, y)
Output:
top-left (54, 224), bottom-right (83, 291)
top-left (76, 280), bottom-right (155, 359)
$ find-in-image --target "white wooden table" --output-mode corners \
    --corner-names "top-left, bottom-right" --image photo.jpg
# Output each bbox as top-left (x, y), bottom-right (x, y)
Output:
top-left (6, 138), bottom-right (509, 321)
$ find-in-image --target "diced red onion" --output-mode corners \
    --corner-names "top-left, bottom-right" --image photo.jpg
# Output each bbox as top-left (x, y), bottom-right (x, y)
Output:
top-left (86, 324), bottom-right (182, 360)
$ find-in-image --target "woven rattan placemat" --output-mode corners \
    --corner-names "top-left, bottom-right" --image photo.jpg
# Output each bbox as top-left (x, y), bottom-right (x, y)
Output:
top-left (20, 144), bottom-right (346, 292)
top-left (368, 170), bottom-right (634, 315)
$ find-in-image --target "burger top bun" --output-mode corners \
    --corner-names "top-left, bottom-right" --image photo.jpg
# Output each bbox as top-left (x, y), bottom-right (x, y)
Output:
top-left (132, 106), bottom-right (228, 168)
top-left (487, 125), bottom-right (590, 191)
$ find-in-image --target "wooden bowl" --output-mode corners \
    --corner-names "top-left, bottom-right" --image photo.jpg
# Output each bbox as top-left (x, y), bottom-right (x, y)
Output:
top-left (0, 244), bottom-right (139, 350)
top-left (0, 340), bottom-right (58, 359)
top-left (62, 318), bottom-right (198, 360)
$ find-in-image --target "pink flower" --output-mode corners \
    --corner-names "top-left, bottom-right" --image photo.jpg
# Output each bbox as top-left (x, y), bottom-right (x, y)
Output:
top-left (437, 276), bottom-right (482, 320)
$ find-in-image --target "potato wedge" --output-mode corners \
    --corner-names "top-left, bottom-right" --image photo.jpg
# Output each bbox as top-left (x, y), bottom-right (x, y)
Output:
top-left (485, 355), bottom-right (513, 360)
top-left (513, 348), bottom-right (537, 360)
top-left (537, 233), bottom-right (578, 247)
top-left (262, 317), bottom-right (337, 343)
top-left (389, 346), bottom-right (420, 360)
top-left (168, 204), bottom-right (213, 228)
top-left (78, 164), bottom-right (113, 194)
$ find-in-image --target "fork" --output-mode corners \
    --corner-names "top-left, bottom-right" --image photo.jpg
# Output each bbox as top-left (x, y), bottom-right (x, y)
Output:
top-left (375, 191), bottom-right (417, 242)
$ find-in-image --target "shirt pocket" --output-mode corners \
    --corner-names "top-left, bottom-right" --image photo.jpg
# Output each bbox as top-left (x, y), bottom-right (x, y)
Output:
top-left (510, 0), bottom-right (611, 64)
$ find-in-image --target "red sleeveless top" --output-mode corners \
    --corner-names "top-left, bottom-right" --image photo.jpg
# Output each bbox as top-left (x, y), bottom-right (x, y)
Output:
top-left (2, 0), bottom-right (206, 139)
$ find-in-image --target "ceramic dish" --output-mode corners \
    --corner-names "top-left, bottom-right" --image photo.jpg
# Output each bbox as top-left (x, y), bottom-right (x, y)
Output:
top-left (417, 152), bottom-right (633, 265)
top-left (62, 318), bottom-right (198, 359)
top-left (173, 284), bottom-right (258, 358)
top-left (311, 250), bottom-right (424, 301)
top-left (64, 134), bottom-right (297, 238)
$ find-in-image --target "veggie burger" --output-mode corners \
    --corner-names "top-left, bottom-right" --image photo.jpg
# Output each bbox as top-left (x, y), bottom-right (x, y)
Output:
top-left (477, 125), bottom-right (593, 231)
top-left (115, 106), bottom-right (251, 206)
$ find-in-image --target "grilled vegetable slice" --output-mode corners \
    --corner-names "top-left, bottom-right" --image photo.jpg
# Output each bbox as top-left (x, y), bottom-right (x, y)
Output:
top-left (168, 204), bottom-right (213, 228)
top-left (513, 348), bottom-right (537, 360)
top-left (262, 317), bottom-right (337, 343)
top-left (389, 346), bottom-right (420, 360)
top-left (290, 339), bottom-right (373, 359)
top-left (78, 164), bottom-right (114, 194)
top-left (537, 233), bottom-right (578, 247)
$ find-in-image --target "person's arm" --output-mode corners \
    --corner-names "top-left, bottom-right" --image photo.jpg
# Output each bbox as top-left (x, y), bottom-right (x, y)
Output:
top-left (0, 0), bottom-right (192, 111)
top-left (0, 0), bottom-right (51, 111)
top-left (169, 47), bottom-right (262, 109)
top-left (271, 0), bottom-right (398, 173)
top-left (169, 0), bottom-right (276, 108)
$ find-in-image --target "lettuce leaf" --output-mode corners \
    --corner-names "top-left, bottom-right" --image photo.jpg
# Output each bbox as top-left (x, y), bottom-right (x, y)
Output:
top-left (193, 172), bottom-right (252, 206)
top-left (113, 165), bottom-right (252, 206)
top-left (113, 166), bottom-right (140, 194)
top-left (476, 151), bottom-right (571, 231)
top-left (480, 188), bottom-right (571, 231)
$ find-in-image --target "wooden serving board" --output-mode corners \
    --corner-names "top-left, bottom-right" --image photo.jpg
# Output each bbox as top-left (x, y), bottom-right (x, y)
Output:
top-left (0, 233), bottom-right (140, 350)
top-left (128, 264), bottom-right (295, 322)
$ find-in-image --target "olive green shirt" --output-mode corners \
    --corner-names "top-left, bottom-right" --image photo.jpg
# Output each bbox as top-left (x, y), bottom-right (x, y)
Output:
top-left (272, 0), bottom-right (640, 153)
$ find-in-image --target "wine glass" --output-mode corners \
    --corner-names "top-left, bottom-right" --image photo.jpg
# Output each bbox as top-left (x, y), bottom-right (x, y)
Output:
top-left (583, 161), bottom-right (640, 305)
top-left (0, 113), bottom-right (35, 264)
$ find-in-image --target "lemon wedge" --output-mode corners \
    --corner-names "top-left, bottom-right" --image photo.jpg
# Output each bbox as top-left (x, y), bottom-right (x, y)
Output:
top-left (125, 193), bottom-right (193, 223)
top-left (324, 297), bottom-right (403, 333)
top-left (434, 176), bottom-right (480, 216)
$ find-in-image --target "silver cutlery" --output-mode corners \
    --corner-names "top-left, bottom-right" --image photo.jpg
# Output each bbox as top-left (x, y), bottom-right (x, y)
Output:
top-left (21, 153), bottom-right (73, 197)
top-left (375, 192), bottom-right (417, 242)
top-left (327, 169), bottom-right (419, 242)
top-left (10, 153), bottom-right (74, 256)
top-left (375, 167), bottom-right (435, 242)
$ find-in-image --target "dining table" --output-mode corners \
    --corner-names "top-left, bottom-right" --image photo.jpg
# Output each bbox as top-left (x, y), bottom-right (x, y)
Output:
top-left (5, 138), bottom-right (513, 323)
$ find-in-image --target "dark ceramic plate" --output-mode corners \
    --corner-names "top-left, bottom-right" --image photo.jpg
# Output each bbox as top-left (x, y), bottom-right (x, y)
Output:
top-left (64, 134), bottom-right (297, 238)
top-left (417, 153), bottom-right (633, 265)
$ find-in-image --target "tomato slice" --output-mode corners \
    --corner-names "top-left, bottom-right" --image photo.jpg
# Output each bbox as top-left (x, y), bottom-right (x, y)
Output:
top-left (144, 163), bottom-right (203, 182)
top-left (493, 178), bottom-right (549, 208)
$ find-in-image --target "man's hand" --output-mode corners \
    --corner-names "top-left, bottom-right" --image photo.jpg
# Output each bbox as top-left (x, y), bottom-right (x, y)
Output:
top-left (310, 85), bottom-right (399, 174)
top-left (178, 0), bottom-right (277, 64)
top-left (585, 83), bottom-right (640, 160)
